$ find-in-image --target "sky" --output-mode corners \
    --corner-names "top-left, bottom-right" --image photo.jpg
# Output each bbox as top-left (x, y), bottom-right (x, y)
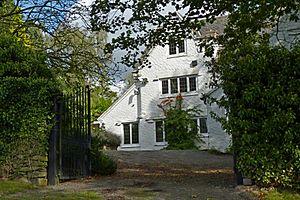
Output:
top-left (79, 0), bottom-right (129, 93)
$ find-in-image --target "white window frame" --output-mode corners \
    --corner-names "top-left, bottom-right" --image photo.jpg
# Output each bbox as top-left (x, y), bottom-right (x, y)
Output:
top-left (194, 117), bottom-right (209, 138)
top-left (122, 122), bottom-right (139, 146)
top-left (167, 39), bottom-right (187, 57)
top-left (160, 76), bottom-right (198, 97)
top-left (154, 120), bottom-right (167, 145)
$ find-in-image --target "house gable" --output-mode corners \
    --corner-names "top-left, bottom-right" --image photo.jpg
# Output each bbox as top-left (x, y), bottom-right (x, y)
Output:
top-left (97, 85), bottom-right (136, 121)
top-left (96, 17), bottom-right (230, 151)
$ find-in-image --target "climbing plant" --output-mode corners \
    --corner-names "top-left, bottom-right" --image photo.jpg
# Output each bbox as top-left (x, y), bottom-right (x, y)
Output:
top-left (158, 95), bottom-right (201, 150)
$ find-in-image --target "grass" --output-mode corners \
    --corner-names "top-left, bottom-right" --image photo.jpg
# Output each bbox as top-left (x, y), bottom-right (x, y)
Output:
top-left (0, 180), bottom-right (36, 195)
top-left (263, 189), bottom-right (300, 200)
top-left (1, 191), bottom-right (102, 200)
top-left (0, 180), bottom-right (103, 200)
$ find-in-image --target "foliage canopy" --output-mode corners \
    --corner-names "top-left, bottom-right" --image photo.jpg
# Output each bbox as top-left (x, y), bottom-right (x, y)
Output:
top-left (90, 0), bottom-right (300, 65)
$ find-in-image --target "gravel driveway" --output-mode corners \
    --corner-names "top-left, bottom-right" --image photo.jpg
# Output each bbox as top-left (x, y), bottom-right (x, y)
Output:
top-left (105, 150), bottom-right (233, 169)
top-left (51, 150), bottom-right (256, 200)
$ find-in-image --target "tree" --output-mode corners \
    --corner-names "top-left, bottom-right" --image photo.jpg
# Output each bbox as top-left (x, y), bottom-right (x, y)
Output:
top-left (0, 0), bottom-right (116, 85)
top-left (90, 85), bottom-right (117, 122)
top-left (0, 0), bottom-right (32, 45)
top-left (213, 37), bottom-right (300, 187)
top-left (0, 0), bottom-right (89, 36)
top-left (90, 0), bottom-right (300, 63)
top-left (90, 1), bottom-right (300, 187)
top-left (45, 26), bottom-right (110, 87)
top-left (90, 1), bottom-right (300, 88)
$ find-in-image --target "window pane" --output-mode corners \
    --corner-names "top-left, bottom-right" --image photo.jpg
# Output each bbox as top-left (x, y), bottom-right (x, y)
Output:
top-left (155, 121), bottom-right (164, 142)
top-left (132, 123), bottom-right (139, 144)
top-left (162, 80), bottom-right (169, 94)
top-left (199, 118), bottom-right (208, 133)
top-left (165, 126), bottom-right (168, 142)
top-left (123, 124), bottom-right (130, 144)
top-left (191, 119), bottom-right (198, 134)
top-left (171, 78), bottom-right (178, 94)
top-left (178, 40), bottom-right (185, 53)
top-left (179, 77), bottom-right (187, 92)
top-left (189, 77), bottom-right (196, 91)
top-left (169, 42), bottom-right (176, 55)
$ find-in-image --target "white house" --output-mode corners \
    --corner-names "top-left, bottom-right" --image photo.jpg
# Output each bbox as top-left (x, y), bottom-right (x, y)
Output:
top-left (96, 16), bottom-right (231, 152)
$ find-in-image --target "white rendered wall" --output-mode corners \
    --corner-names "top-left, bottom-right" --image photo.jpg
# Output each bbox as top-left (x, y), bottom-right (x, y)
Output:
top-left (98, 38), bottom-right (231, 151)
top-left (206, 88), bottom-right (231, 152)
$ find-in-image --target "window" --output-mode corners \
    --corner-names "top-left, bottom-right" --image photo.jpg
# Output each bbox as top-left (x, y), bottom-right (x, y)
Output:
top-left (189, 77), bottom-right (197, 91)
top-left (155, 120), bottom-right (167, 143)
top-left (123, 124), bottom-right (130, 144)
top-left (155, 121), bottom-right (163, 142)
top-left (169, 40), bottom-right (185, 55)
top-left (179, 77), bottom-right (187, 92)
top-left (193, 118), bottom-right (208, 134)
top-left (123, 123), bottom-right (139, 145)
top-left (161, 76), bottom-right (197, 95)
top-left (199, 118), bottom-right (208, 133)
top-left (169, 42), bottom-right (177, 55)
top-left (178, 40), bottom-right (185, 53)
top-left (170, 78), bottom-right (178, 94)
top-left (162, 80), bottom-right (169, 94)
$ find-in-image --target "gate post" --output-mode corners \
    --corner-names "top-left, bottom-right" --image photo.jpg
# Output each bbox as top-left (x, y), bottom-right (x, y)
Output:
top-left (233, 152), bottom-right (243, 185)
top-left (86, 85), bottom-right (91, 176)
top-left (232, 136), bottom-right (243, 185)
top-left (48, 96), bottom-right (59, 185)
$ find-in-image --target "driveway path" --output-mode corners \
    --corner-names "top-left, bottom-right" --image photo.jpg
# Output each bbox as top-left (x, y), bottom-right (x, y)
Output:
top-left (52, 150), bottom-right (256, 200)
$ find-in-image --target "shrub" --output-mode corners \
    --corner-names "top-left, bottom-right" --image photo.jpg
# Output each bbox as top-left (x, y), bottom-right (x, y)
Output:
top-left (0, 31), bottom-right (58, 179)
top-left (90, 127), bottom-right (118, 176)
top-left (214, 38), bottom-right (300, 188)
top-left (91, 127), bottom-right (121, 150)
top-left (91, 150), bottom-right (117, 176)
top-left (158, 94), bottom-right (202, 150)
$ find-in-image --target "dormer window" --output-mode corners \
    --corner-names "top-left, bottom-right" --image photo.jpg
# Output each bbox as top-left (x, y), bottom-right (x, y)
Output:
top-left (169, 40), bottom-right (185, 55)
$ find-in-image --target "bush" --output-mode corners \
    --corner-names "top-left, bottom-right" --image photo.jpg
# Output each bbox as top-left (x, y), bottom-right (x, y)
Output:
top-left (0, 32), bottom-right (58, 179)
top-left (214, 38), bottom-right (300, 188)
top-left (90, 127), bottom-right (118, 176)
top-left (91, 150), bottom-right (117, 176)
top-left (158, 94), bottom-right (202, 150)
top-left (91, 127), bottom-right (121, 150)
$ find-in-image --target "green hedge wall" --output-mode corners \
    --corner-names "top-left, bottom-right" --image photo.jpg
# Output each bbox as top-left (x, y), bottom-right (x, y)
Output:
top-left (0, 32), bottom-right (58, 183)
top-left (215, 39), bottom-right (300, 188)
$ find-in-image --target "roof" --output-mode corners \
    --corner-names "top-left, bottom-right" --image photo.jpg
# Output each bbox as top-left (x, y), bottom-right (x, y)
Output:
top-left (196, 16), bottom-right (228, 38)
top-left (205, 87), bottom-right (222, 96)
top-left (96, 84), bottom-right (136, 121)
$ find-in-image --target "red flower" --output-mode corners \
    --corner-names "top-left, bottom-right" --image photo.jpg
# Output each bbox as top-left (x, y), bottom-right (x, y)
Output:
top-left (176, 94), bottom-right (183, 101)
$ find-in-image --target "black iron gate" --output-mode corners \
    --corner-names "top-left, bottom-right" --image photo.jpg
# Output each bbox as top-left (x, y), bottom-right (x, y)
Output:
top-left (48, 85), bottom-right (91, 185)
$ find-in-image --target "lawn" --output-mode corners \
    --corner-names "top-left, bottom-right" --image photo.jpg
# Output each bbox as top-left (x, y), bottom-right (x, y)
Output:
top-left (0, 180), bottom-right (102, 200)
top-left (263, 189), bottom-right (300, 200)
top-left (0, 180), bottom-right (36, 195)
